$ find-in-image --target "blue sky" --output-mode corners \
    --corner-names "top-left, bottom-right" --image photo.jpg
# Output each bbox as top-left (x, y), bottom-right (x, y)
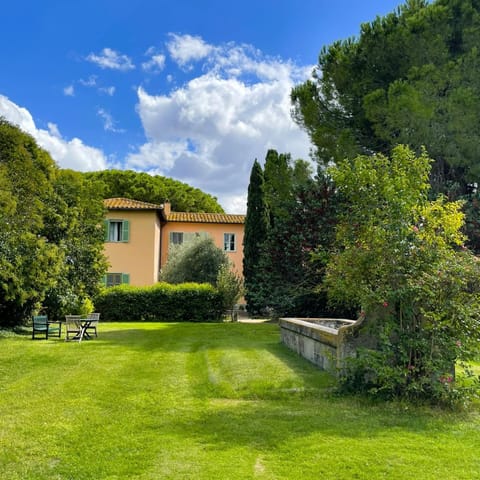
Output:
top-left (1, 0), bottom-right (404, 212)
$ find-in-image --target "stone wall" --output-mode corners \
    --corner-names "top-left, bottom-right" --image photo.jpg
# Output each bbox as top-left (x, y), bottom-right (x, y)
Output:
top-left (279, 317), bottom-right (363, 375)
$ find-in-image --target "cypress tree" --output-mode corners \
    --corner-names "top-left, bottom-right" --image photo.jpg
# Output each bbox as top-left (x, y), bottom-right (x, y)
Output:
top-left (243, 159), bottom-right (269, 315)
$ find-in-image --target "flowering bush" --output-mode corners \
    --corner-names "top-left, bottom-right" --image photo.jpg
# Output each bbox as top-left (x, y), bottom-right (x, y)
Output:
top-left (326, 146), bottom-right (480, 405)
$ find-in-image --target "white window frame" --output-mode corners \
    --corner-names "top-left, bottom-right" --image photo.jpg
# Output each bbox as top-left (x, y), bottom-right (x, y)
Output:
top-left (224, 233), bottom-right (236, 252)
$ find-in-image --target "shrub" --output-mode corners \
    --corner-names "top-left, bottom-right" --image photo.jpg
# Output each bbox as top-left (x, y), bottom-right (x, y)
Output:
top-left (326, 146), bottom-right (480, 405)
top-left (216, 264), bottom-right (244, 312)
top-left (94, 282), bottom-right (223, 322)
top-left (160, 236), bottom-right (229, 285)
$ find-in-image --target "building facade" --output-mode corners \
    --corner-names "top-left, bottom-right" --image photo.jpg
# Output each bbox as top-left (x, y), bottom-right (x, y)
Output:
top-left (103, 198), bottom-right (245, 287)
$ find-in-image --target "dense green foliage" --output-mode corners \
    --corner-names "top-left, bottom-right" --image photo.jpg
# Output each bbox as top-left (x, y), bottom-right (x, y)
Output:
top-left (291, 0), bottom-right (480, 249)
top-left (243, 159), bottom-right (269, 315)
top-left (2, 323), bottom-right (480, 478)
top-left (326, 146), bottom-right (480, 404)
top-left (216, 263), bottom-right (244, 312)
top-left (85, 169), bottom-right (224, 213)
top-left (160, 236), bottom-right (229, 285)
top-left (43, 169), bottom-right (107, 320)
top-left (0, 120), bottom-right (106, 326)
top-left (243, 150), bottom-right (351, 317)
top-left (94, 283), bottom-right (223, 321)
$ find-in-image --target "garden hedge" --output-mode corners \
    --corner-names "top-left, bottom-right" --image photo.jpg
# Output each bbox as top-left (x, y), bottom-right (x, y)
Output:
top-left (94, 282), bottom-right (224, 322)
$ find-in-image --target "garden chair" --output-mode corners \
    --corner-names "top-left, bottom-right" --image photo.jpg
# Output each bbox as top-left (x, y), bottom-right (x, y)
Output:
top-left (64, 315), bottom-right (82, 341)
top-left (85, 312), bottom-right (100, 337)
top-left (32, 315), bottom-right (62, 340)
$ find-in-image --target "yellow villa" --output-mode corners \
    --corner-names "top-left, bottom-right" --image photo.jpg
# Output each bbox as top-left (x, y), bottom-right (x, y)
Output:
top-left (103, 197), bottom-right (245, 287)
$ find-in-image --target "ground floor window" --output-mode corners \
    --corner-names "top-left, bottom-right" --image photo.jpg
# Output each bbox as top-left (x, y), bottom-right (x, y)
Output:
top-left (105, 273), bottom-right (130, 287)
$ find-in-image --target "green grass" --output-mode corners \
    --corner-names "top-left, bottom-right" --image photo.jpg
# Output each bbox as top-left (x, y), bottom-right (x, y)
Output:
top-left (1, 322), bottom-right (480, 479)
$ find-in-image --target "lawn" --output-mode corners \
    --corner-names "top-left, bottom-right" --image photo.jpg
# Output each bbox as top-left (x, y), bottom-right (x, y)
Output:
top-left (1, 322), bottom-right (479, 479)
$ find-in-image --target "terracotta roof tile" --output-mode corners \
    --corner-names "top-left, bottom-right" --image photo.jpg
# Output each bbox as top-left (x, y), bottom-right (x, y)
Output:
top-left (104, 197), bottom-right (164, 210)
top-left (167, 212), bottom-right (245, 224)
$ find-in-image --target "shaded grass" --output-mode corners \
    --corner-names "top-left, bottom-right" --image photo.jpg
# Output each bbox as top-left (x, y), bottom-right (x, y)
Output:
top-left (1, 322), bottom-right (480, 479)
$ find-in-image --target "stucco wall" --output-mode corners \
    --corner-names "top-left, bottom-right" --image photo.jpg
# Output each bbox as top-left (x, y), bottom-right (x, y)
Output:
top-left (104, 210), bottom-right (161, 286)
top-left (161, 221), bottom-right (244, 277)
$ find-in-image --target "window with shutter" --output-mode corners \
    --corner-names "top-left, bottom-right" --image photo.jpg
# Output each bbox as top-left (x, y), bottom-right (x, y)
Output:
top-left (105, 220), bottom-right (130, 242)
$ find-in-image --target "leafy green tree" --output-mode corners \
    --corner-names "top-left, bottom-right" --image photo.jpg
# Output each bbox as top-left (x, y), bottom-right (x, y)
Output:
top-left (42, 169), bottom-right (108, 320)
top-left (0, 120), bottom-right (107, 327)
top-left (263, 149), bottom-right (293, 226)
top-left (326, 145), bottom-right (480, 404)
top-left (243, 160), bottom-right (269, 315)
top-left (0, 119), bottom-right (63, 326)
top-left (85, 170), bottom-right (224, 213)
top-left (160, 236), bottom-right (229, 285)
top-left (291, 0), bottom-right (480, 247)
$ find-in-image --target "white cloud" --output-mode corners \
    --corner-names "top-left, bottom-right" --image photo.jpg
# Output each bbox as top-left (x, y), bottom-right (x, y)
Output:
top-left (86, 48), bottom-right (135, 71)
top-left (79, 75), bottom-right (97, 87)
top-left (99, 86), bottom-right (116, 96)
top-left (97, 108), bottom-right (123, 133)
top-left (128, 39), bottom-right (313, 213)
top-left (63, 85), bottom-right (75, 96)
top-left (167, 33), bottom-right (214, 67)
top-left (0, 95), bottom-right (107, 171)
top-left (142, 49), bottom-right (166, 73)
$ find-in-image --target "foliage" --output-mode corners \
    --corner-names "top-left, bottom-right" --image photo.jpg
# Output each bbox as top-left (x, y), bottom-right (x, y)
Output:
top-left (216, 263), bottom-right (244, 311)
top-left (243, 159), bottom-right (269, 315)
top-left (291, 0), bottom-right (480, 248)
top-left (94, 282), bottom-right (223, 321)
top-left (326, 145), bottom-right (480, 404)
top-left (245, 150), bottom-right (352, 318)
top-left (42, 169), bottom-right (108, 320)
top-left (160, 236), bottom-right (229, 285)
top-left (259, 169), bottom-right (349, 317)
top-left (84, 169), bottom-right (224, 213)
top-left (0, 119), bottom-right (107, 327)
top-left (0, 119), bottom-right (63, 326)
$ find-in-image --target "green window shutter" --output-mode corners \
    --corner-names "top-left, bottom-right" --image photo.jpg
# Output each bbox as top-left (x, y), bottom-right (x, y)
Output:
top-left (121, 220), bottom-right (130, 242)
top-left (121, 273), bottom-right (130, 284)
top-left (104, 220), bottom-right (109, 241)
top-left (101, 275), bottom-right (107, 286)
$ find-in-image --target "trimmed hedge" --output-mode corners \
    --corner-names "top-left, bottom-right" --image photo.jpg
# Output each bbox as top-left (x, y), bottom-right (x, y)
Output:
top-left (94, 282), bottom-right (224, 322)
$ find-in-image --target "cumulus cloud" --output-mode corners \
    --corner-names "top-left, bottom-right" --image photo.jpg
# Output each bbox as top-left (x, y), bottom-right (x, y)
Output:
top-left (0, 95), bottom-right (107, 171)
top-left (167, 33), bottom-right (214, 67)
top-left (128, 37), bottom-right (312, 213)
top-left (86, 47), bottom-right (135, 71)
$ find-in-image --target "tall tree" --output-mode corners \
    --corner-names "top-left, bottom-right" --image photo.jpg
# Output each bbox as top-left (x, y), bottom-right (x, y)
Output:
top-left (0, 119), bottom-right (63, 326)
top-left (85, 170), bottom-right (224, 213)
top-left (263, 149), bottom-right (293, 226)
top-left (291, 0), bottom-right (480, 248)
top-left (0, 120), bottom-right (107, 327)
top-left (258, 167), bottom-right (345, 316)
top-left (42, 169), bottom-right (108, 319)
top-left (243, 159), bottom-right (269, 315)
